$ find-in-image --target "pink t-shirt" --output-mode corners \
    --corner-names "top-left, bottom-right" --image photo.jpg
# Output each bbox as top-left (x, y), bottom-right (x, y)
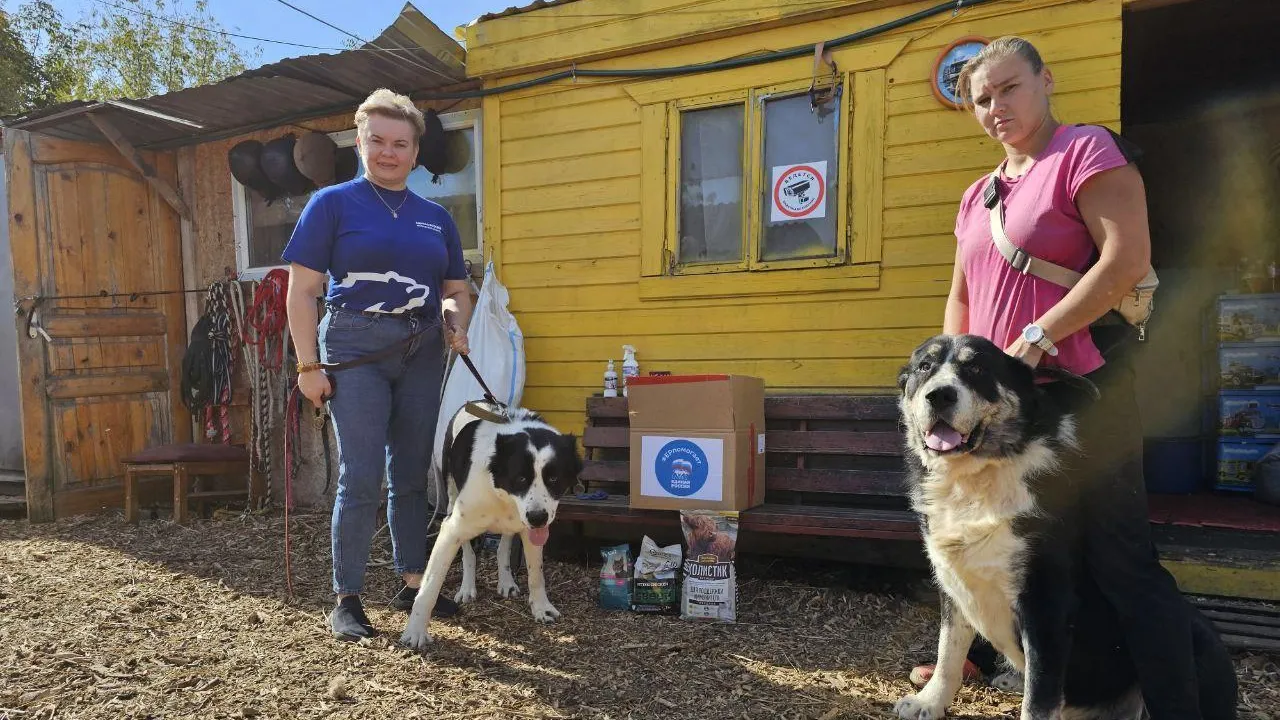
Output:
top-left (954, 124), bottom-right (1129, 376)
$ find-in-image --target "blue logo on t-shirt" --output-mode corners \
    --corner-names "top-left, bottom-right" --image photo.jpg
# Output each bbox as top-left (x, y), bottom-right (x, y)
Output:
top-left (654, 439), bottom-right (708, 497)
top-left (333, 269), bottom-right (430, 314)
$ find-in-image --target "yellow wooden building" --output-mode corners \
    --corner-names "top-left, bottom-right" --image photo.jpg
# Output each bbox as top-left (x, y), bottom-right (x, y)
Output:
top-left (462, 0), bottom-right (1280, 474)
top-left (462, 0), bottom-right (1127, 436)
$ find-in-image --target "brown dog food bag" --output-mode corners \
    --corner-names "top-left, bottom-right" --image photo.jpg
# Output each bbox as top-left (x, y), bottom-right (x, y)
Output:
top-left (679, 510), bottom-right (739, 622)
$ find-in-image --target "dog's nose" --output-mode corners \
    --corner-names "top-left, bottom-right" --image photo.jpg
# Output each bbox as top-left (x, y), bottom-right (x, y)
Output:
top-left (525, 509), bottom-right (549, 528)
top-left (925, 385), bottom-right (958, 410)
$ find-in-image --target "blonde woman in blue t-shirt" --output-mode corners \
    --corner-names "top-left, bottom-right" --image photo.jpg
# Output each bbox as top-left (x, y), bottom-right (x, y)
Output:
top-left (284, 89), bottom-right (472, 641)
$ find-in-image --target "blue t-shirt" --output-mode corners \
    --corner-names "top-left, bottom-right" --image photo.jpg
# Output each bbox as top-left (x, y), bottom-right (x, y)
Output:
top-left (281, 176), bottom-right (467, 318)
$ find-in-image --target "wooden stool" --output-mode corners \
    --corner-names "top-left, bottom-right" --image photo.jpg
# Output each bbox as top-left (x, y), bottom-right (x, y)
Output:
top-left (122, 443), bottom-right (264, 523)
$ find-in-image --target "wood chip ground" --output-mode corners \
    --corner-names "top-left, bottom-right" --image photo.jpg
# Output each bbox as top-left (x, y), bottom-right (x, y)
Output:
top-left (1, 511), bottom-right (1276, 720)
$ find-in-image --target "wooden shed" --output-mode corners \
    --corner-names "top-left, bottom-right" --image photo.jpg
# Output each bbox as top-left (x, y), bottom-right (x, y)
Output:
top-left (2, 3), bottom-right (481, 522)
top-left (461, 0), bottom-right (1280, 597)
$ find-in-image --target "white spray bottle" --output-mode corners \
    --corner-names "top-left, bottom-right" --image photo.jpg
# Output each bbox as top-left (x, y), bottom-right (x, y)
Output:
top-left (621, 345), bottom-right (639, 397)
top-left (603, 359), bottom-right (618, 398)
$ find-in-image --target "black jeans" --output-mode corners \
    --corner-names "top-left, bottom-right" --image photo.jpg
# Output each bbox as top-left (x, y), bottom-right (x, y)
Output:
top-left (970, 352), bottom-right (1203, 719)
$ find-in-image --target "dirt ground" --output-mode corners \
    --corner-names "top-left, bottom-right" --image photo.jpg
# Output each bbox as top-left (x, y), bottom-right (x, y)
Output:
top-left (1, 511), bottom-right (1277, 720)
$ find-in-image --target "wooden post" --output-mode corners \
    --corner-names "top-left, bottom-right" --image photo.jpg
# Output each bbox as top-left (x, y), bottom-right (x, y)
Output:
top-left (173, 464), bottom-right (190, 524)
top-left (5, 130), bottom-right (54, 522)
top-left (86, 113), bottom-right (192, 220)
top-left (124, 468), bottom-right (140, 524)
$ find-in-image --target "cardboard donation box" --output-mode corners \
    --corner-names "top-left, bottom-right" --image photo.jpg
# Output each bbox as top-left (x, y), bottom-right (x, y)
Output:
top-left (627, 375), bottom-right (766, 511)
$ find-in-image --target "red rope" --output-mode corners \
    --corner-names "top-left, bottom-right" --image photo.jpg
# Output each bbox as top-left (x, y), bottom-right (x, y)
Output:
top-left (282, 383), bottom-right (301, 599)
top-left (245, 269), bottom-right (289, 370)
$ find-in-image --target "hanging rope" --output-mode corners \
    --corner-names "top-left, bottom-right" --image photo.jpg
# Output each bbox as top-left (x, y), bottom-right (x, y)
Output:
top-left (252, 270), bottom-right (289, 507)
top-left (229, 281), bottom-right (264, 509)
top-left (180, 280), bottom-right (237, 442)
top-left (203, 281), bottom-right (236, 443)
top-left (245, 270), bottom-right (289, 370)
top-left (227, 270), bottom-right (291, 508)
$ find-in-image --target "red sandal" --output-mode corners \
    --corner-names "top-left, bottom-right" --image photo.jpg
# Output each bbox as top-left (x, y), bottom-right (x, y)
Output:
top-left (909, 659), bottom-right (981, 688)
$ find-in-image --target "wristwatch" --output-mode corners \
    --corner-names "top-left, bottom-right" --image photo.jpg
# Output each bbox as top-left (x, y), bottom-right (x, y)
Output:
top-left (1022, 323), bottom-right (1059, 356)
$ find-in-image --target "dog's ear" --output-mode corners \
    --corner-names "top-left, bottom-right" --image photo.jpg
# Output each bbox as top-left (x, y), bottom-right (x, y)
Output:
top-left (490, 433), bottom-right (532, 483)
top-left (1034, 366), bottom-right (1101, 400)
top-left (896, 363), bottom-right (911, 391)
top-left (494, 432), bottom-right (527, 457)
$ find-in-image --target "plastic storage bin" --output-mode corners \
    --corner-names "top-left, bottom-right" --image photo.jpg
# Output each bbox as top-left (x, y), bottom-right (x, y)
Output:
top-left (1217, 390), bottom-right (1280, 437)
top-left (1216, 439), bottom-right (1275, 492)
top-left (1218, 293), bottom-right (1280, 342)
top-left (1218, 343), bottom-right (1280, 389)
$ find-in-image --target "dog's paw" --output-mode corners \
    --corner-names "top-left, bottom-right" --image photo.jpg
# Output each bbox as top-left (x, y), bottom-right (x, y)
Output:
top-left (453, 585), bottom-right (477, 605)
top-left (894, 694), bottom-right (946, 720)
top-left (530, 597), bottom-right (560, 623)
top-left (497, 576), bottom-right (521, 599)
top-left (398, 626), bottom-right (433, 652)
top-left (990, 669), bottom-right (1024, 694)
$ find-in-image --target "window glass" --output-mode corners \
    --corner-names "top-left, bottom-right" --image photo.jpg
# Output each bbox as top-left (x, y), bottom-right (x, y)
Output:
top-left (760, 93), bottom-right (840, 262)
top-left (678, 105), bottom-right (744, 264)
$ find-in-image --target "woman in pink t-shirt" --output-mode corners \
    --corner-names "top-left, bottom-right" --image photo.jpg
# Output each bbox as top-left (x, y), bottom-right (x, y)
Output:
top-left (908, 37), bottom-right (1208, 719)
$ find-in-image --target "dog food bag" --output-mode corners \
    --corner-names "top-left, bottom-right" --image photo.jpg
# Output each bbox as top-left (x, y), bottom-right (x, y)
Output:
top-left (630, 535), bottom-right (682, 614)
top-left (679, 510), bottom-right (739, 623)
top-left (598, 543), bottom-right (633, 610)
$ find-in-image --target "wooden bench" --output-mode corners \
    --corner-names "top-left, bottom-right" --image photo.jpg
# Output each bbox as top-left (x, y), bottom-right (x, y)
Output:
top-left (560, 392), bottom-right (1280, 652)
top-left (557, 393), bottom-right (919, 541)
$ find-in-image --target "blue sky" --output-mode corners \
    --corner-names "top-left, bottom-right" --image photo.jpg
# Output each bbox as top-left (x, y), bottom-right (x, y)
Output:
top-left (43, 0), bottom-right (517, 64)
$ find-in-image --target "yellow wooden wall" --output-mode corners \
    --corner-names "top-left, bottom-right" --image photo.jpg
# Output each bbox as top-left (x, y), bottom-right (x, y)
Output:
top-left (477, 0), bottom-right (1122, 434)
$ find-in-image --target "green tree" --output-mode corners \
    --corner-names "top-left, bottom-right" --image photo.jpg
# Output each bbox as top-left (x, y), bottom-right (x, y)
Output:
top-left (0, 2), bottom-right (55, 114)
top-left (9, 0), bottom-right (261, 111)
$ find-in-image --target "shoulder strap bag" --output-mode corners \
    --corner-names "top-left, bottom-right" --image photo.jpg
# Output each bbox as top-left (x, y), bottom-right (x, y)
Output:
top-left (982, 165), bottom-right (1159, 341)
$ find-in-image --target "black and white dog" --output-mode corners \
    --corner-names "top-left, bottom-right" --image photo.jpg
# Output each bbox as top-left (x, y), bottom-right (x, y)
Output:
top-left (894, 334), bottom-right (1237, 720)
top-left (399, 405), bottom-right (581, 650)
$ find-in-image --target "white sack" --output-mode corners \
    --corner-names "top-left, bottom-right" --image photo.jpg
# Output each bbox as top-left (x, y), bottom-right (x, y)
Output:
top-left (431, 261), bottom-right (526, 496)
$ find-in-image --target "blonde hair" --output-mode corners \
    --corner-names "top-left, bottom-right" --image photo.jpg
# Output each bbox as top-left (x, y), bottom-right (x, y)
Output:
top-left (955, 36), bottom-right (1047, 109)
top-left (355, 88), bottom-right (425, 139)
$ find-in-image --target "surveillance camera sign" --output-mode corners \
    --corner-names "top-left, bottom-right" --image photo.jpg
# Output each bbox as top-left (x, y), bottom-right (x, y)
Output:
top-left (770, 161), bottom-right (827, 223)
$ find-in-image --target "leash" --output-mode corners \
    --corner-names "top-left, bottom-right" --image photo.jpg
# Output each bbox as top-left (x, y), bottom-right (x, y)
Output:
top-left (316, 317), bottom-right (440, 375)
top-left (457, 352), bottom-right (502, 409)
top-left (283, 382), bottom-right (303, 599)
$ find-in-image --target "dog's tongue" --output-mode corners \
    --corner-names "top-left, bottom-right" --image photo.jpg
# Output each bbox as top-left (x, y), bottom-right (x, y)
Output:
top-left (528, 526), bottom-right (550, 547)
top-left (926, 422), bottom-right (964, 452)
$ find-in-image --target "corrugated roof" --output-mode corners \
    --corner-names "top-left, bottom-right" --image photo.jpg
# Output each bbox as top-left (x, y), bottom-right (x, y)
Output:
top-left (476, 0), bottom-right (583, 22)
top-left (0, 2), bottom-right (472, 150)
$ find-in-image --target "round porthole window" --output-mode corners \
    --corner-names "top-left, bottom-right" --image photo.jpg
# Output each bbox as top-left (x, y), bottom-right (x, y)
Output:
top-left (932, 36), bottom-right (990, 110)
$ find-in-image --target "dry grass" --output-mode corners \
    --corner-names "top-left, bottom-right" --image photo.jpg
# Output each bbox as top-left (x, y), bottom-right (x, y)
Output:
top-left (0, 511), bottom-right (1275, 720)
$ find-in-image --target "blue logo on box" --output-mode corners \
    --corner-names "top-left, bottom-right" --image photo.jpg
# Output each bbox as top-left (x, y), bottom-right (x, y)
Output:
top-left (654, 440), bottom-right (708, 497)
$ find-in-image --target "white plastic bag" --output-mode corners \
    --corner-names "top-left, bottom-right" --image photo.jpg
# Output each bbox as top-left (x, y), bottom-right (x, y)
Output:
top-left (431, 261), bottom-right (526, 491)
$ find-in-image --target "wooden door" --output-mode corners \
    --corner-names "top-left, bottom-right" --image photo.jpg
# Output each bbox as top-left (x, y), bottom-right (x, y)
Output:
top-left (5, 129), bottom-right (191, 521)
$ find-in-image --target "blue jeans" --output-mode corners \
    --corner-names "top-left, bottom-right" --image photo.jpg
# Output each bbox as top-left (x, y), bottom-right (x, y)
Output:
top-left (319, 306), bottom-right (446, 596)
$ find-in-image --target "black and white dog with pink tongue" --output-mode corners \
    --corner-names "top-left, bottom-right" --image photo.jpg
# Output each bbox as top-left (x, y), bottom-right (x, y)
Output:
top-left (400, 405), bottom-right (581, 650)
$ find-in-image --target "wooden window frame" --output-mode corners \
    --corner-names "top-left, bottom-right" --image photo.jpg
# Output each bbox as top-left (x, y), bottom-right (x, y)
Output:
top-left (636, 67), bottom-right (888, 301)
top-left (748, 78), bottom-right (850, 273)
top-left (667, 90), bottom-right (750, 276)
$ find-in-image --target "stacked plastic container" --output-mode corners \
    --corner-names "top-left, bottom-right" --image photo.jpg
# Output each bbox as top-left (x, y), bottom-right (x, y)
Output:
top-left (1215, 293), bottom-right (1280, 492)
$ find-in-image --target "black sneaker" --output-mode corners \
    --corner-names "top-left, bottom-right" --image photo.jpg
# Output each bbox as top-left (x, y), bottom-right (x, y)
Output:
top-left (330, 595), bottom-right (377, 641)
top-left (390, 584), bottom-right (461, 618)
